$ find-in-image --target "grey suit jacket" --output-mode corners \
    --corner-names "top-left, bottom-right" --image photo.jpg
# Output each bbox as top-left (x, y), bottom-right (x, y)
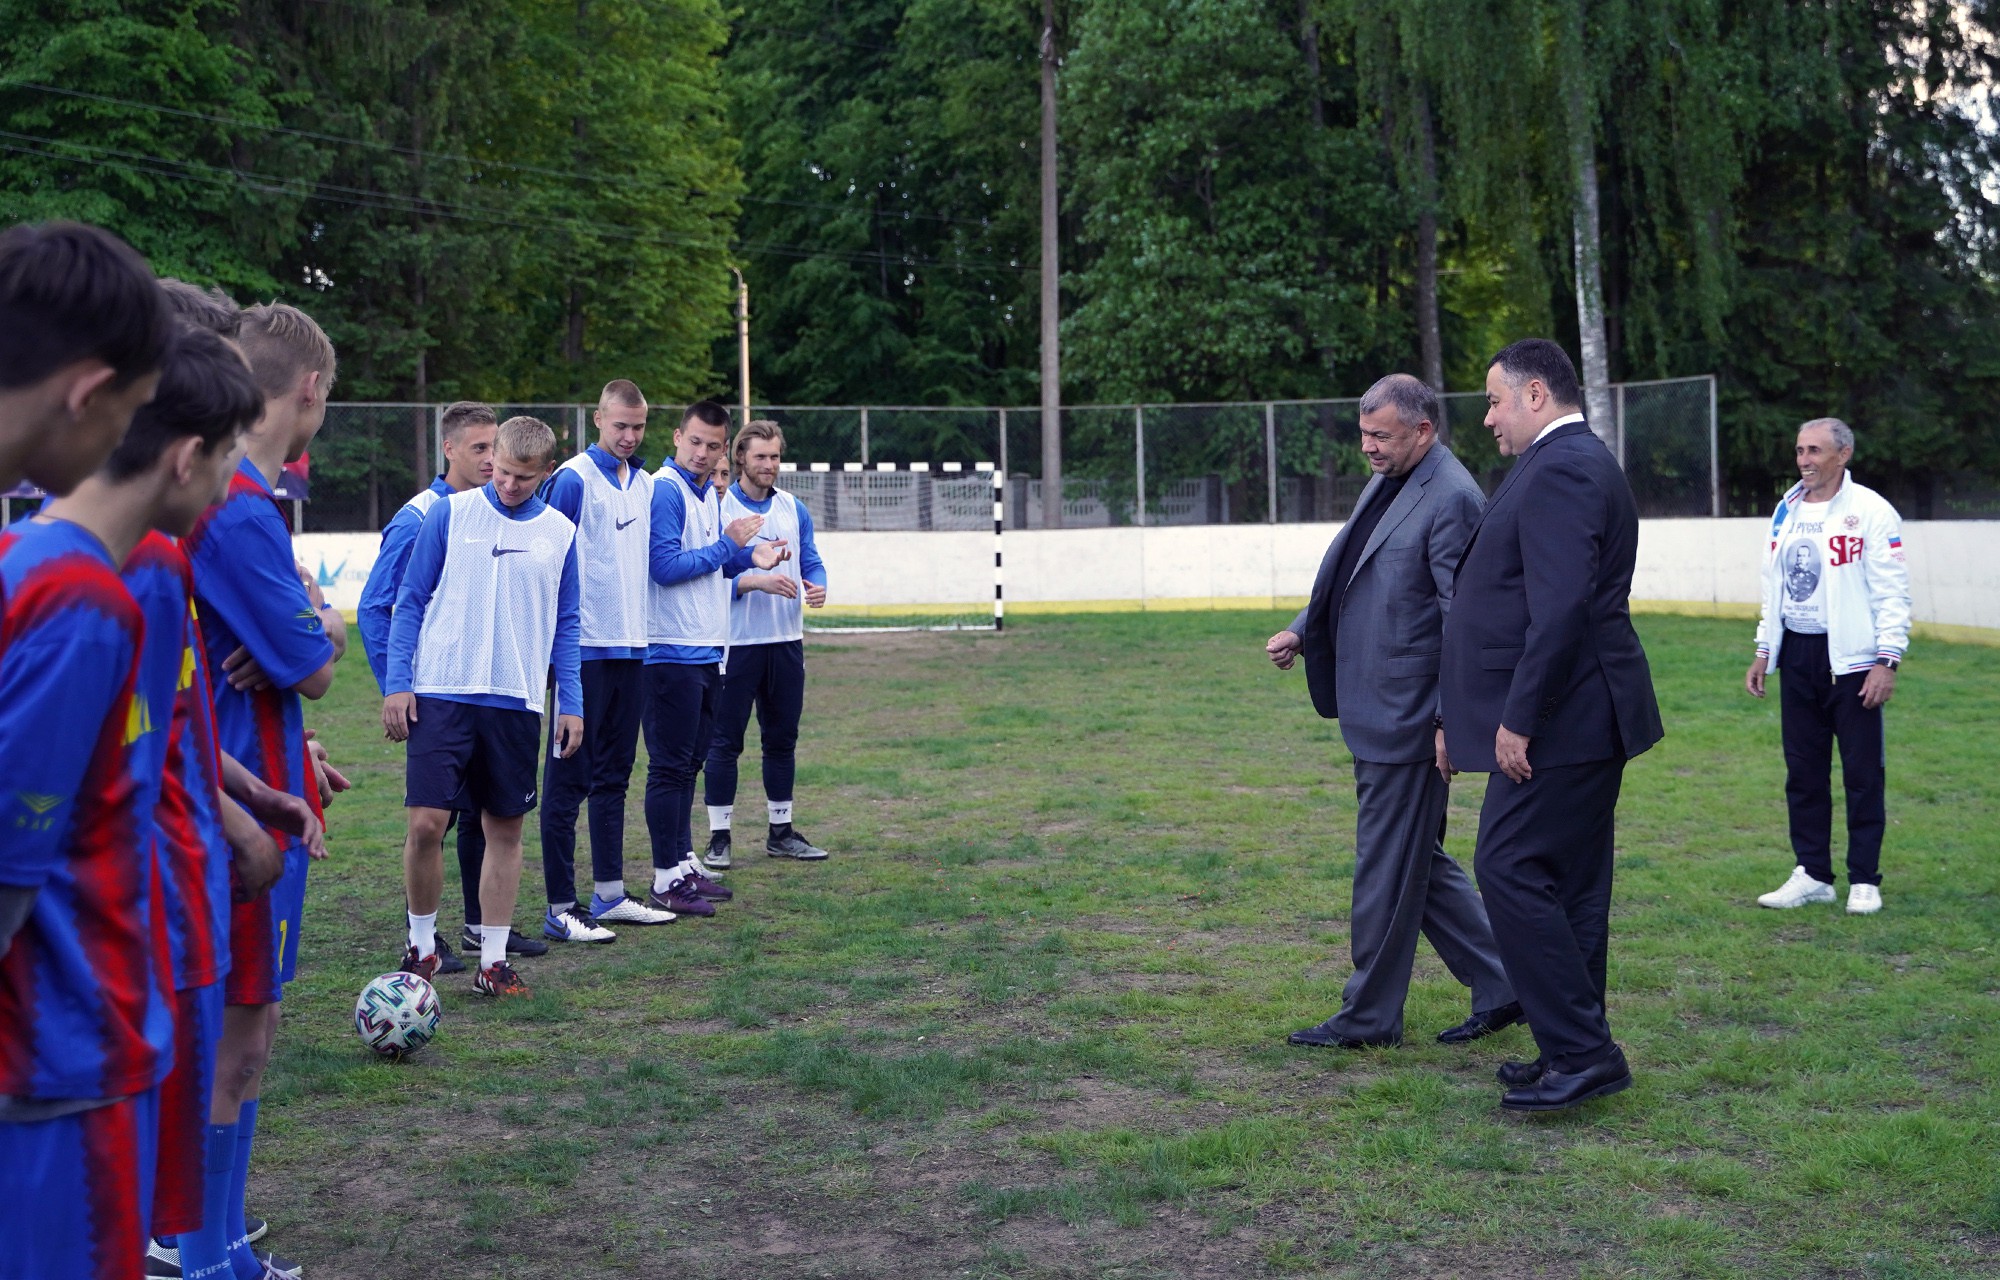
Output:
top-left (1288, 443), bottom-right (1485, 765)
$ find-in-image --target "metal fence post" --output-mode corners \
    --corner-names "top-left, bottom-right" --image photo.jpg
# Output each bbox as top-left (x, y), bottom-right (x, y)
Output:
top-left (1134, 406), bottom-right (1146, 527)
top-left (432, 404), bottom-right (444, 481)
top-left (1708, 374), bottom-right (1721, 517)
top-left (574, 404), bottom-right (586, 453)
top-left (860, 406), bottom-right (870, 466)
top-left (1614, 382), bottom-right (1626, 470)
top-left (1264, 402), bottom-right (1278, 523)
top-left (997, 407), bottom-right (1008, 481)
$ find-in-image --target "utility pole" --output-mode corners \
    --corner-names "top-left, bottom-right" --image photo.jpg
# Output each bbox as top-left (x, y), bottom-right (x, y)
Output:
top-left (1038, 0), bottom-right (1062, 528)
top-left (731, 266), bottom-right (752, 426)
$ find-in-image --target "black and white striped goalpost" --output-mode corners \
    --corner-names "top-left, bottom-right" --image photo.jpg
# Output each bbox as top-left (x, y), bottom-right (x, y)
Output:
top-left (990, 464), bottom-right (1004, 632)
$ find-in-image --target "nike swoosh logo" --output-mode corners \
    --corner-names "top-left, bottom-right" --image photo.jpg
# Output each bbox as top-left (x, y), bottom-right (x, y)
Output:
top-left (491, 547), bottom-right (528, 557)
top-left (616, 517), bottom-right (638, 530)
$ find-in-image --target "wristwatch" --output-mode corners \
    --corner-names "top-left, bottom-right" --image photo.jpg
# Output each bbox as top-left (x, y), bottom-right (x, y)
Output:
top-left (1874, 656), bottom-right (1900, 671)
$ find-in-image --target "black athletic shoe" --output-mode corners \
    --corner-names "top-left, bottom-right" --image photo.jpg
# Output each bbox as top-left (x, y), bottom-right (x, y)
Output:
top-left (245, 1215), bottom-right (268, 1244)
top-left (460, 924), bottom-right (549, 958)
top-left (765, 825), bottom-right (828, 860)
top-left (431, 932), bottom-right (467, 975)
top-left (703, 830), bottom-right (733, 870)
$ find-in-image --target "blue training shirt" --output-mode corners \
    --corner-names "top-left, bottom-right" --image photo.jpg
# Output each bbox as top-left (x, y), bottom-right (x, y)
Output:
top-left (357, 474), bottom-right (453, 690)
top-left (385, 484), bottom-right (584, 717)
top-left (543, 445), bottom-right (648, 662)
top-left (648, 461), bottom-right (753, 666)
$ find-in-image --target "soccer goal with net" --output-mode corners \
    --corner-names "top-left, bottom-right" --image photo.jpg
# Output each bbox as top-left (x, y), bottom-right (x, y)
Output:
top-left (777, 462), bottom-right (1003, 634)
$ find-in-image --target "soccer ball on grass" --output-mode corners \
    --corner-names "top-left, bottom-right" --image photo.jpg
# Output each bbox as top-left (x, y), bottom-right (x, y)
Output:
top-left (354, 971), bottom-right (441, 1058)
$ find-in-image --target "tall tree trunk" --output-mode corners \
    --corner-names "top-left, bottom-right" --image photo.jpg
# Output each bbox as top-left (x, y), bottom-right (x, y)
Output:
top-left (1563, 64), bottom-right (1614, 438)
top-left (1413, 84), bottom-right (1443, 397)
top-left (1038, 0), bottom-right (1062, 528)
top-left (1301, 0), bottom-right (1338, 389)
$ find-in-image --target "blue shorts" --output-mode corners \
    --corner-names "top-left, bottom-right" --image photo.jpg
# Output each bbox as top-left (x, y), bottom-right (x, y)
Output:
top-left (405, 696), bottom-right (543, 818)
top-left (154, 983), bottom-right (223, 1236)
top-left (0, 1086), bottom-right (160, 1280)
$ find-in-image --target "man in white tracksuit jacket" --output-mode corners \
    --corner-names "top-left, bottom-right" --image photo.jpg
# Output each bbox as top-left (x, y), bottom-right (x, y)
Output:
top-left (1744, 417), bottom-right (1911, 915)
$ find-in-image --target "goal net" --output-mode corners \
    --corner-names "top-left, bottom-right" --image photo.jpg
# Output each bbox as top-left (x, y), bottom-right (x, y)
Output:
top-left (776, 463), bottom-right (1002, 634)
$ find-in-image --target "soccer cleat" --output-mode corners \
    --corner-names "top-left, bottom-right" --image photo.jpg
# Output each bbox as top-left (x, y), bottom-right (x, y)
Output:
top-left (684, 868), bottom-right (732, 902)
top-left (543, 905), bottom-right (617, 943)
top-left (1757, 866), bottom-right (1837, 909)
top-left (648, 883), bottom-right (716, 918)
top-left (245, 1215), bottom-right (268, 1244)
top-left (474, 960), bottom-right (531, 997)
top-left (766, 825), bottom-right (828, 860)
top-left (397, 945), bottom-right (441, 982)
top-left (144, 1239), bottom-right (179, 1278)
top-left (257, 1252), bottom-right (304, 1279)
top-left (430, 932), bottom-right (467, 975)
top-left (462, 923), bottom-right (549, 957)
top-left (591, 893), bottom-right (677, 925)
top-left (145, 1243), bottom-right (300, 1280)
top-left (703, 830), bottom-right (733, 870)
top-left (1847, 884), bottom-right (1883, 914)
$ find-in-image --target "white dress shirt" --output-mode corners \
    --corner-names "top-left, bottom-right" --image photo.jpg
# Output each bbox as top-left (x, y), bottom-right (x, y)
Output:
top-left (1531, 411), bottom-right (1588, 448)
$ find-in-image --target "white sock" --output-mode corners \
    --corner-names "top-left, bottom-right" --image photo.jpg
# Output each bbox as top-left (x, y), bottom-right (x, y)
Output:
top-left (708, 805), bottom-right (733, 832)
top-left (652, 866), bottom-right (674, 894)
top-left (768, 799), bottom-right (793, 826)
top-left (481, 924), bottom-right (509, 969)
top-left (593, 880), bottom-right (623, 903)
top-left (408, 911), bottom-right (437, 957)
top-left (548, 900), bottom-right (575, 917)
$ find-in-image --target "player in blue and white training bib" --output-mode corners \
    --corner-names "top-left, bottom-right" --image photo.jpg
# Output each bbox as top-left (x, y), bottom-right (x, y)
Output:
top-left (702, 420), bottom-right (831, 867)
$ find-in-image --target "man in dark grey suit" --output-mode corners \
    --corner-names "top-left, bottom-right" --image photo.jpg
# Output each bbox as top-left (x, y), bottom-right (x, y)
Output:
top-left (1439, 339), bottom-right (1663, 1112)
top-left (1267, 374), bottom-right (1519, 1050)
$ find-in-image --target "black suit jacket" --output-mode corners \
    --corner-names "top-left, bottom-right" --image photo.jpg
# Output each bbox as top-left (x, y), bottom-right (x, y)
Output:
top-left (1439, 421), bottom-right (1663, 773)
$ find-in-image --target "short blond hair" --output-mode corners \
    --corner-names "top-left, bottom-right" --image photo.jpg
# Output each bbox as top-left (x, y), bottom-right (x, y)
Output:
top-left (732, 418), bottom-right (785, 467)
top-left (600, 378), bottom-right (645, 410)
top-left (238, 301), bottom-right (335, 399)
top-left (496, 415), bottom-right (558, 468)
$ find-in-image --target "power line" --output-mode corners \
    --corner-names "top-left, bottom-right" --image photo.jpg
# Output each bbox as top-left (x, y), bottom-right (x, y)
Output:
top-left (0, 129), bottom-right (1028, 275)
top-left (0, 78), bottom-right (994, 230)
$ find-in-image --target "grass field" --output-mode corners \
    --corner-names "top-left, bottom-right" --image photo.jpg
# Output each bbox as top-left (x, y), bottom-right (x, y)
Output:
top-left (255, 612), bottom-right (2000, 1280)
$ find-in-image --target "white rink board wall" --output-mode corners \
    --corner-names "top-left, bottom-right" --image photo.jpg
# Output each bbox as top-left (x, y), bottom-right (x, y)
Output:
top-left (295, 518), bottom-right (2000, 633)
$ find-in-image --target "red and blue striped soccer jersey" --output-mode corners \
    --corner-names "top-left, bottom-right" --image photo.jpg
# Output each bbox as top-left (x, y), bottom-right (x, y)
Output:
top-left (125, 533), bottom-right (230, 992)
top-left (0, 518), bottom-right (175, 1100)
top-left (183, 460), bottom-right (333, 845)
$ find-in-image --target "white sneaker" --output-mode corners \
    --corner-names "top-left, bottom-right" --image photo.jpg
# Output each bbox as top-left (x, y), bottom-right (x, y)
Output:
top-left (543, 905), bottom-right (617, 943)
top-left (1757, 866), bottom-right (1837, 909)
top-left (590, 892), bottom-right (676, 926)
top-left (1846, 884), bottom-right (1882, 914)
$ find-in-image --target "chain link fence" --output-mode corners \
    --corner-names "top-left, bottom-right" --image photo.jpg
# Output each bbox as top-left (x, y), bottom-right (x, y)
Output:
top-left (296, 376), bottom-right (1721, 533)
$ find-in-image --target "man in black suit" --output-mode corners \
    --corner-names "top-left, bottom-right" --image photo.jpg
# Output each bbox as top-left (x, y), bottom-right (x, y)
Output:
top-left (1267, 374), bottom-right (1518, 1051)
top-left (1438, 340), bottom-right (1663, 1112)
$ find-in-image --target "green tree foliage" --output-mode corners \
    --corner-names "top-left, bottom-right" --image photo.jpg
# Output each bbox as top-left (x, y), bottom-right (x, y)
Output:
top-left (721, 0), bottom-right (1044, 409)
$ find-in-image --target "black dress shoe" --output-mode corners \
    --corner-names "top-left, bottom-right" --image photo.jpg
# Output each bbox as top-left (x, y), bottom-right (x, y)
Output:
top-left (1500, 1046), bottom-right (1631, 1112)
top-left (1436, 1002), bottom-right (1526, 1044)
top-left (1495, 1058), bottom-right (1545, 1087)
top-left (1286, 1021), bottom-right (1399, 1050)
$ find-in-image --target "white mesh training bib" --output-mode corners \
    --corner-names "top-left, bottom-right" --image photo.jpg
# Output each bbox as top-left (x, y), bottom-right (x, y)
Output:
top-left (560, 454), bottom-right (652, 649)
top-left (412, 489), bottom-right (576, 713)
top-left (722, 486), bottom-right (804, 645)
top-left (647, 467), bottom-right (730, 648)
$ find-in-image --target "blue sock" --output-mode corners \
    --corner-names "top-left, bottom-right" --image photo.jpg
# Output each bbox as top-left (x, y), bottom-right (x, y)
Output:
top-left (227, 1100), bottom-right (260, 1279)
top-left (169, 1123), bottom-right (239, 1280)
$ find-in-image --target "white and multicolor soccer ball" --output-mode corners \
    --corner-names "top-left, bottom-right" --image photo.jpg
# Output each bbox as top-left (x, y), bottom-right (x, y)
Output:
top-left (354, 971), bottom-right (441, 1058)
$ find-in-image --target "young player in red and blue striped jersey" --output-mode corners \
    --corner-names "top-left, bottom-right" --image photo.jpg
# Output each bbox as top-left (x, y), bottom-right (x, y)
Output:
top-left (181, 302), bottom-right (342, 1279)
top-left (39, 324), bottom-right (290, 1280)
top-left (0, 219), bottom-right (174, 1280)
